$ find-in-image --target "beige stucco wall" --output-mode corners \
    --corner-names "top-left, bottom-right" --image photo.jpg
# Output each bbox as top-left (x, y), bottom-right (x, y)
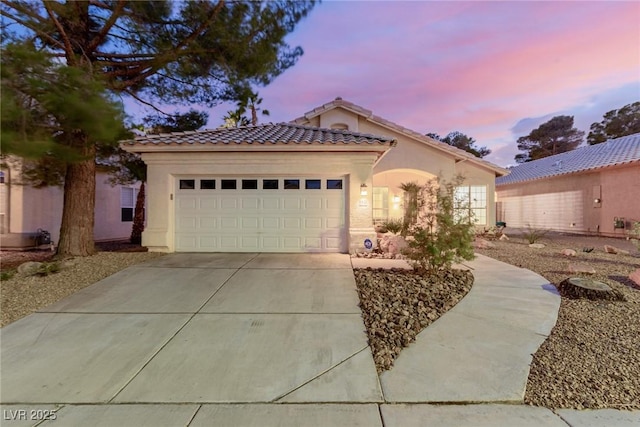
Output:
top-left (1, 162), bottom-right (138, 245)
top-left (303, 107), bottom-right (500, 227)
top-left (139, 151), bottom-right (381, 253)
top-left (496, 163), bottom-right (639, 236)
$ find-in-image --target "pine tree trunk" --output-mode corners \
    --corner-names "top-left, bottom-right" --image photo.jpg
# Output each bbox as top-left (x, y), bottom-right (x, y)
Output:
top-left (130, 181), bottom-right (145, 244)
top-left (56, 143), bottom-right (96, 257)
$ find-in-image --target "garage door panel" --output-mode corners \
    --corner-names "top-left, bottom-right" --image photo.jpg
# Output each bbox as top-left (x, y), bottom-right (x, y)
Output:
top-left (304, 218), bottom-right (323, 229)
top-left (200, 236), bottom-right (218, 249)
top-left (177, 217), bottom-right (197, 231)
top-left (304, 198), bottom-right (323, 210)
top-left (220, 236), bottom-right (238, 248)
top-left (200, 198), bottom-right (217, 209)
top-left (221, 198), bottom-right (238, 209)
top-left (283, 198), bottom-right (301, 210)
top-left (241, 217), bottom-right (259, 228)
top-left (178, 197), bottom-right (198, 210)
top-left (199, 217), bottom-right (217, 229)
top-left (175, 177), bottom-right (345, 252)
top-left (262, 198), bottom-right (280, 209)
top-left (242, 198), bottom-right (259, 209)
top-left (283, 218), bottom-right (301, 229)
top-left (220, 217), bottom-right (238, 229)
top-left (263, 217), bottom-right (279, 229)
top-left (283, 237), bottom-right (302, 249)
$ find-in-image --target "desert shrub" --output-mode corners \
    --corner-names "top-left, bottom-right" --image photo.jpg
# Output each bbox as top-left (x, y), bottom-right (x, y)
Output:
top-left (521, 224), bottom-right (549, 244)
top-left (629, 221), bottom-right (640, 251)
top-left (1, 270), bottom-right (15, 281)
top-left (403, 175), bottom-right (476, 271)
top-left (36, 262), bottom-right (61, 276)
top-left (382, 218), bottom-right (403, 235)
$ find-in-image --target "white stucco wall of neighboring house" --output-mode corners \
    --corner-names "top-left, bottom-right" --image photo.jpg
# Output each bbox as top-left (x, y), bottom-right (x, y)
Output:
top-left (139, 151), bottom-right (381, 253)
top-left (0, 162), bottom-right (139, 246)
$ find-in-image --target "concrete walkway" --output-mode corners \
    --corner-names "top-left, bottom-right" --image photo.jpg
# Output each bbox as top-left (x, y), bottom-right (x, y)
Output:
top-left (1, 253), bottom-right (638, 426)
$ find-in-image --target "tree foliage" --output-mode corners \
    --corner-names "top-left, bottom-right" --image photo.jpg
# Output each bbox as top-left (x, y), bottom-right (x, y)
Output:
top-left (402, 176), bottom-right (476, 272)
top-left (515, 115), bottom-right (584, 163)
top-left (108, 110), bottom-right (209, 243)
top-left (587, 102), bottom-right (640, 145)
top-left (1, 0), bottom-right (316, 256)
top-left (427, 131), bottom-right (491, 158)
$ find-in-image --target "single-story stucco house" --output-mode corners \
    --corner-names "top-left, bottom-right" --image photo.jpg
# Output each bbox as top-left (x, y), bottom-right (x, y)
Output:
top-left (0, 159), bottom-right (140, 248)
top-left (496, 132), bottom-right (640, 237)
top-left (122, 98), bottom-right (508, 253)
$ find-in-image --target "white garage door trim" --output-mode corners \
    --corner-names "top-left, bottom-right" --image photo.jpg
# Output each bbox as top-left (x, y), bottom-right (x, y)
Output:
top-left (175, 177), bottom-right (346, 252)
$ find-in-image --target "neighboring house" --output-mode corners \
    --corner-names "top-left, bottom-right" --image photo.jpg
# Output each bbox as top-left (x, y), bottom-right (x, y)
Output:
top-left (495, 133), bottom-right (640, 237)
top-left (121, 98), bottom-right (508, 253)
top-left (0, 159), bottom-right (140, 248)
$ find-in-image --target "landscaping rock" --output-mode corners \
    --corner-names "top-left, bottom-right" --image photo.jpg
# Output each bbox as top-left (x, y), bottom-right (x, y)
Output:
top-left (473, 238), bottom-right (495, 249)
top-left (568, 263), bottom-right (596, 275)
top-left (629, 269), bottom-right (640, 287)
top-left (379, 233), bottom-right (408, 256)
top-left (557, 277), bottom-right (625, 301)
top-left (561, 249), bottom-right (577, 257)
top-left (604, 244), bottom-right (629, 255)
top-left (353, 268), bottom-right (473, 372)
top-left (529, 243), bottom-right (546, 249)
top-left (17, 261), bottom-right (43, 276)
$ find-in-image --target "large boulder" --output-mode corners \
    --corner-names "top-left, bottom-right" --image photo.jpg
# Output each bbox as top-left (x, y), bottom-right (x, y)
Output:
top-left (17, 261), bottom-right (43, 276)
top-left (379, 234), bottom-right (408, 256)
top-left (560, 249), bottom-right (577, 257)
top-left (604, 244), bottom-right (630, 255)
top-left (629, 269), bottom-right (640, 288)
top-left (529, 243), bottom-right (545, 249)
top-left (567, 263), bottom-right (596, 275)
top-left (473, 238), bottom-right (495, 249)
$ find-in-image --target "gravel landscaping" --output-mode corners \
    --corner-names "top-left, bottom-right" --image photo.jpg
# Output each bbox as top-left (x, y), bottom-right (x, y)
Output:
top-left (475, 233), bottom-right (640, 410)
top-left (1, 246), bottom-right (164, 327)
top-left (353, 267), bottom-right (473, 372)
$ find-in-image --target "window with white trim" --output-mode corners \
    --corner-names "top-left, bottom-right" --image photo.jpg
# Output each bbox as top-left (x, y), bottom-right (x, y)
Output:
top-left (373, 187), bottom-right (389, 221)
top-left (121, 187), bottom-right (138, 222)
top-left (454, 185), bottom-right (487, 225)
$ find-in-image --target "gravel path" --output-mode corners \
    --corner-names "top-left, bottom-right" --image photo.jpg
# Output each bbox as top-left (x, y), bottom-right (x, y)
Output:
top-left (476, 233), bottom-right (640, 410)
top-left (1, 251), bottom-right (164, 327)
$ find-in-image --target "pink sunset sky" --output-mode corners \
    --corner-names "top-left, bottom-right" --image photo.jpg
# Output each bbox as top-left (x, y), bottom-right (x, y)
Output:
top-left (133, 1), bottom-right (640, 167)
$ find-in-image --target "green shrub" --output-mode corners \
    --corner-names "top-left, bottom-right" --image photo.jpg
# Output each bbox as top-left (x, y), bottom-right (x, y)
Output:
top-left (1, 270), bottom-right (16, 281)
top-left (521, 224), bottom-right (549, 244)
top-left (382, 218), bottom-right (403, 234)
top-left (629, 221), bottom-right (640, 250)
top-left (36, 262), bottom-right (61, 276)
top-left (403, 175), bottom-right (476, 272)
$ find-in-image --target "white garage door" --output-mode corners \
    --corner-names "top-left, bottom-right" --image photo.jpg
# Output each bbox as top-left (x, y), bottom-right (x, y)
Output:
top-left (175, 177), bottom-right (346, 252)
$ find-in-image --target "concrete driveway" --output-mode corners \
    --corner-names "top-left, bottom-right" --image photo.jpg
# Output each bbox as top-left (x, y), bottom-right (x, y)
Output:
top-left (1, 253), bottom-right (381, 407)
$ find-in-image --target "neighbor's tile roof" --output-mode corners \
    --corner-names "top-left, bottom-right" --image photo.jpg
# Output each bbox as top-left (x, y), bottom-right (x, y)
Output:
top-left (496, 133), bottom-right (640, 186)
top-left (122, 123), bottom-right (396, 147)
top-left (292, 97), bottom-right (509, 176)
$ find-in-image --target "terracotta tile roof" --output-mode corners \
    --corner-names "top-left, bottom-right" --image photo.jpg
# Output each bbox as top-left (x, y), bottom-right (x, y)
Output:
top-left (496, 133), bottom-right (640, 186)
top-left (292, 97), bottom-right (509, 176)
top-left (122, 122), bottom-right (396, 148)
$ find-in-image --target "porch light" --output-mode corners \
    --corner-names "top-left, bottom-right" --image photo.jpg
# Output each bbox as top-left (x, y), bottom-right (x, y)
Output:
top-left (360, 183), bottom-right (368, 196)
top-left (594, 198), bottom-right (601, 204)
top-left (392, 194), bottom-right (400, 203)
